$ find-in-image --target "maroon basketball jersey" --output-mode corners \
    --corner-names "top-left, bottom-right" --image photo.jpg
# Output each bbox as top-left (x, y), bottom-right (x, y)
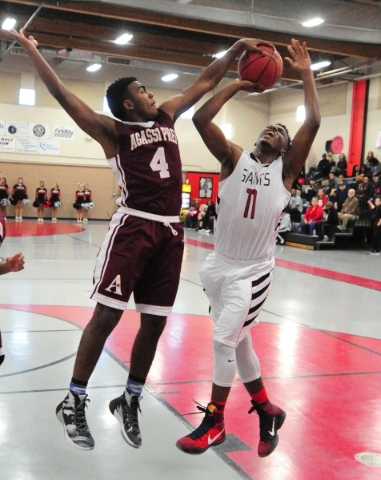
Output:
top-left (109, 109), bottom-right (182, 216)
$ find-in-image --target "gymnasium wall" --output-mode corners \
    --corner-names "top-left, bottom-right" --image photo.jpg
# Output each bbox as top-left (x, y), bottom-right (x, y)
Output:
top-left (1, 70), bottom-right (381, 220)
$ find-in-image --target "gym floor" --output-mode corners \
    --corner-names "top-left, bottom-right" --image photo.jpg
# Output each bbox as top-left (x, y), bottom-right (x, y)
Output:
top-left (0, 220), bottom-right (380, 480)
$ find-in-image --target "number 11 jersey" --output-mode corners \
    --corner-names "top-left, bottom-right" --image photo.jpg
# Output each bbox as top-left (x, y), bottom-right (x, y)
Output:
top-left (108, 109), bottom-right (182, 216)
top-left (215, 151), bottom-right (290, 263)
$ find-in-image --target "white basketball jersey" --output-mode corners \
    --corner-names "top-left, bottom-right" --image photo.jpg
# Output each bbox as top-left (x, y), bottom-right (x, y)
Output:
top-left (214, 150), bottom-right (290, 262)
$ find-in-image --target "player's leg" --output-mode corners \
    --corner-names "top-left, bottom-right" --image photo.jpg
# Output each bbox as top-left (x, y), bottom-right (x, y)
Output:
top-left (177, 258), bottom-right (246, 454)
top-left (56, 303), bottom-right (123, 450)
top-left (237, 332), bottom-right (286, 457)
top-left (108, 218), bottom-right (184, 448)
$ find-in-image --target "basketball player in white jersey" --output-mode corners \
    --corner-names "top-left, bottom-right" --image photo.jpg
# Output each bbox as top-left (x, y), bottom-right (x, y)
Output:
top-left (8, 27), bottom-right (273, 451)
top-left (176, 39), bottom-right (320, 457)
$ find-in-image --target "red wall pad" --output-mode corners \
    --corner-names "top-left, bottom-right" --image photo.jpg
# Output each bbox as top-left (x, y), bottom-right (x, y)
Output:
top-left (347, 80), bottom-right (368, 174)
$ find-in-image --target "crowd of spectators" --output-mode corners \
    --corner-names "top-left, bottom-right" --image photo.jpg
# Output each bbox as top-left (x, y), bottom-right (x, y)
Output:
top-left (289, 150), bottom-right (381, 252)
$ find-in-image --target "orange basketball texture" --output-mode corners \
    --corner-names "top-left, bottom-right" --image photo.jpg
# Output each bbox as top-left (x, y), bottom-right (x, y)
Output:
top-left (238, 45), bottom-right (283, 90)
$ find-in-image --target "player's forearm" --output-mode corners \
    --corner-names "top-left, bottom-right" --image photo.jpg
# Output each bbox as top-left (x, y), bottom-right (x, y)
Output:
top-left (193, 82), bottom-right (241, 127)
top-left (23, 43), bottom-right (67, 101)
top-left (196, 40), bottom-right (246, 90)
top-left (301, 68), bottom-right (321, 130)
top-left (0, 262), bottom-right (10, 275)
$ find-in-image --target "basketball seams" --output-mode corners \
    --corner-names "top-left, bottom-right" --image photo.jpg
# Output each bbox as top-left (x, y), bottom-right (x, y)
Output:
top-left (238, 47), bottom-right (283, 89)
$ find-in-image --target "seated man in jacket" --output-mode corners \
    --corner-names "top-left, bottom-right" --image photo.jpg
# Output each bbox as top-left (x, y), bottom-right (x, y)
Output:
top-left (338, 188), bottom-right (359, 231)
top-left (299, 196), bottom-right (324, 235)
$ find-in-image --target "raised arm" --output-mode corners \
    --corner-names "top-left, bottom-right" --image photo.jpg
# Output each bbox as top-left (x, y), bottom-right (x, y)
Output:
top-left (161, 38), bottom-right (273, 122)
top-left (8, 29), bottom-right (118, 158)
top-left (192, 79), bottom-right (260, 180)
top-left (282, 39), bottom-right (321, 191)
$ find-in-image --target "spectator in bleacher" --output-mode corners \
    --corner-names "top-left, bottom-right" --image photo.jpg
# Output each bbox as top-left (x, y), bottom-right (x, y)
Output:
top-left (351, 165), bottom-right (360, 177)
top-left (306, 163), bottom-right (317, 181)
top-left (338, 189), bottom-right (359, 232)
top-left (302, 178), bottom-right (320, 203)
top-left (299, 197), bottom-right (324, 235)
top-left (333, 182), bottom-right (348, 212)
top-left (373, 174), bottom-right (381, 197)
top-left (317, 201), bottom-right (339, 241)
top-left (336, 153), bottom-right (347, 177)
top-left (368, 196), bottom-right (381, 254)
top-left (327, 153), bottom-right (336, 172)
top-left (365, 151), bottom-right (379, 175)
top-left (321, 177), bottom-right (331, 196)
top-left (328, 172), bottom-right (338, 192)
top-left (317, 188), bottom-right (328, 208)
top-left (318, 153), bottom-right (331, 177)
top-left (357, 175), bottom-right (374, 211)
top-left (285, 189), bottom-right (303, 222)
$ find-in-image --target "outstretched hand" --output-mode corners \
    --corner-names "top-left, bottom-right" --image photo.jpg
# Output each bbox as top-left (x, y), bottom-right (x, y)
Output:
top-left (240, 38), bottom-right (276, 55)
top-left (284, 38), bottom-right (311, 72)
top-left (233, 78), bottom-right (265, 93)
top-left (7, 28), bottom-right (38, 50)
top-left (5, 252), bottom-right (25, 273)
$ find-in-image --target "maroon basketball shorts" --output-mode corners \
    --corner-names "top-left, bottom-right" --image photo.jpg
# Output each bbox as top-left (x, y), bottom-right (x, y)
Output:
top-left (90, 210), bottom-right (184, 315)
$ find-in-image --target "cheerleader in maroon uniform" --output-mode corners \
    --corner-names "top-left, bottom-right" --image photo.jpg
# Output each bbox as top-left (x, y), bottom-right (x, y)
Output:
top-left (73, 183), bottom-right (85, 222)
top-left (0, 211), bottom-right (25, 366)
top-left (34, 180), bottom-right (48, 222)
top-left (0, 177), bottom-right (9, 220)
top-left (11, 177), bottom-right (28, 221)
top-left (50, 182), bottom-right (61, 222)
top-left (82, 183), bottom-right (93, 223)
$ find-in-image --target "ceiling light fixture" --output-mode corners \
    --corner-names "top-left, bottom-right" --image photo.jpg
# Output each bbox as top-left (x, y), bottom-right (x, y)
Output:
top-left (114, 33), bottom-right (133, 45)
top-left (214, 50), bottom-right (227, 59)
top-left (311, 60), bottom-right (331, 71)
top-left (302, 18), bottom-right (324, 28)
top-left (2, 17), bottom-right (17, 31)
top-left (86, 63), bottom-right (102, 72)
top-left (162, 73), bottom-right (178, 82)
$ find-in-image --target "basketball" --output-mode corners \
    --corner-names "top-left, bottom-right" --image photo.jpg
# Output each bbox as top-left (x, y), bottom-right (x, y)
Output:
top-left (238, 45), bottom-right (283, 91)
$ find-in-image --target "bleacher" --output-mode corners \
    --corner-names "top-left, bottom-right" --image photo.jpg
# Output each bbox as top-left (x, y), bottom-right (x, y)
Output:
top-left (282, 211), bottom-right (372, 250)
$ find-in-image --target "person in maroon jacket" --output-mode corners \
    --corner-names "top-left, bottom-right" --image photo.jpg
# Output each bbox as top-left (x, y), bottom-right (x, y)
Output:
top-left (299, 196), bottom-right (324, 234)
top-left (0, 212), bottom-right (25, 366)
top-left (8, 26), bottom-right (272, 451)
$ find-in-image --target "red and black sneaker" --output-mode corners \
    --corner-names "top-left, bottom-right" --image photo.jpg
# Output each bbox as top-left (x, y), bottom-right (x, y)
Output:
top-left (176, 402), bottom-right (226, 455)
top-left (249, 400), bottom-right (286, 457)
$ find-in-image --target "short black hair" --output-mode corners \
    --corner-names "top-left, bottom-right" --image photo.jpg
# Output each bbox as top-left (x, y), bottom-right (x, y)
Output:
top-left (276, 123), bottom-right (291, 152)
top-left (106, 77), bottom-right (137, 120)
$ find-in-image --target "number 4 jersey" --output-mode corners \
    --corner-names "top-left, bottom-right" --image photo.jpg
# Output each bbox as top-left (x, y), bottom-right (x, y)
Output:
top-left (108, 109), bottom-right (182, 216)
top-left (215, 151), bottom-right (290, 262)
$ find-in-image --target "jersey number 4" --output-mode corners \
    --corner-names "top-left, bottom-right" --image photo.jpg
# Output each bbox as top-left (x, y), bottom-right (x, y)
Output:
top-left (244, 188), bottom-right (257, 219)
top-left (150, 147), bottom-right (170, 178)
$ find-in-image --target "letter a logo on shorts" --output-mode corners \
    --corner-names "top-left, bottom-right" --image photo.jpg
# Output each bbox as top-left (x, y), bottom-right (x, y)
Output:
top-left (105, 275), bottom-right (122, 295)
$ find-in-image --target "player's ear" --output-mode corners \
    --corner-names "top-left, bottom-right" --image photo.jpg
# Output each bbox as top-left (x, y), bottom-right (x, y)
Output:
top-left (123, 98), bottom-right (134, 110)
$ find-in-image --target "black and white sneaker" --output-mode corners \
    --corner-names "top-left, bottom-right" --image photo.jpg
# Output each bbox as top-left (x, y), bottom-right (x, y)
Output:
top-left (109, 390), bottom-right (142, 448)
top-left (56, 390), bottom-right (94, 450)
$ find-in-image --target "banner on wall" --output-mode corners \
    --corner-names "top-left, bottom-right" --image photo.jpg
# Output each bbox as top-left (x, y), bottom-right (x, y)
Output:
top-left (17, 138), bottom-right (39, 154)
top-left (6, 121), bottom-right (28, 137)
top-left (39, 140), bottom-right (60, 155)
top-left (0, 120), bottom-right (4, 135)
top-left (53, 125), bottom-right (75, 140)
top-left (28, 123), bottom-right (50, 139)
top-left (0, 136), bottom-right (16, 152)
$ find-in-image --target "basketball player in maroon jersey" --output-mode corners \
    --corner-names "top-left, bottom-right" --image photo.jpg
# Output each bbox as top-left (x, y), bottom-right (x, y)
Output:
top-left (176, 39), bottom-right (320, 457)
top-left (9, 27), bottom-right (274, 450)
top-left (0, 212), bottom-right (25, 366)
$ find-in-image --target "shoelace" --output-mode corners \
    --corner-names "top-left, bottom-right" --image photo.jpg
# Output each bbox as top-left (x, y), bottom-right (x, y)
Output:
top-left (73, 396), bottom-right (91, 435)
top-left (124, 396), bottom-right (142, 431)
top-left (180, 401), bottom-right (216, 440)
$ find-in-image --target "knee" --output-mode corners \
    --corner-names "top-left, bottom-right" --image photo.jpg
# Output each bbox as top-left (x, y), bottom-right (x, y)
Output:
top-left (140, 314), bottom-right (167, 339)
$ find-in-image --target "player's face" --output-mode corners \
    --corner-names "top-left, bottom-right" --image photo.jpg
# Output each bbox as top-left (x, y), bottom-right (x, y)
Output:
top-left (257, 124), bottom-right (288, 154)
top-left (126, 81), bottom-right (158, 120)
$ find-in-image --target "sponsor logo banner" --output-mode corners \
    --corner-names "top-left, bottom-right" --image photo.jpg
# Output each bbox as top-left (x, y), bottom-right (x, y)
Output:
top-left (17, 138), bottom-right (39, 154)
top-left (53, 125), bottom-right (75, 140)
top-left (0, 136), bottom-right (16, 152)
top-left (39, 140), bottom-right (60, 155)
